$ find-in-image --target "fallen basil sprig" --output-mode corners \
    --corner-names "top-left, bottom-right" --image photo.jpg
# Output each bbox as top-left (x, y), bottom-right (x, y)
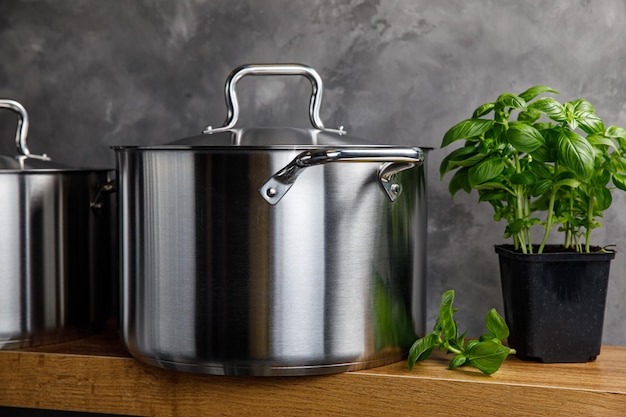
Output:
top-left (408, 289), bottom-right (516, 375)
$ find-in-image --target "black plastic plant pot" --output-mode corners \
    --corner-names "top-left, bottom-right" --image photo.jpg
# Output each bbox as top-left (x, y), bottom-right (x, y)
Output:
top-left (495, 244), bottom-right (615, 363)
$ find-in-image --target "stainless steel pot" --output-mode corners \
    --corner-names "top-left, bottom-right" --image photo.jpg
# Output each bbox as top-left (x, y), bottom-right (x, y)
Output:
top-left (0, 99), bottom-right (114, 349)
top-left (115, 64), bottom-right (427, 376)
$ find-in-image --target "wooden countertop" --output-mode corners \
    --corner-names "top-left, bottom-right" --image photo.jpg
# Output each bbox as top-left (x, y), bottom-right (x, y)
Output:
top-left (1, 327), bottom-right (625, 417)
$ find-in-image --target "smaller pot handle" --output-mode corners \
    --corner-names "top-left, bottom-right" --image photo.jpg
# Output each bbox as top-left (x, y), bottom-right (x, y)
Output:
top-left (259, 147), bottom-right (424, 205)
top-left (203, 64), bottom-right (345, 135)
top-left (0, 99), bottom-right (50, 161)
top-left (90, 180), bottom-right (117, 211)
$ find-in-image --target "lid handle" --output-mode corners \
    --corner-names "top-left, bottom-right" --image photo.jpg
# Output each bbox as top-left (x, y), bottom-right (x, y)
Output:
top-left (0, 99), bottom-right (49, 161)
top-left (203, 64), bottom-right (345, 135)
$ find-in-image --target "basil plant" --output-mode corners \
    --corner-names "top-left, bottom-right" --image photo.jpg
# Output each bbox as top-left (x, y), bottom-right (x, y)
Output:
top-left (440, 86), bottom-right (626, 254)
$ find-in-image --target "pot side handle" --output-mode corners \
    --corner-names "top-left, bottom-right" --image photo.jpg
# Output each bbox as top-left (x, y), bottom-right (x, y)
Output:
top-left (202, 63), bottom-right (345, 135)
top-left (0, 99), bottom-right (50, 161)
top-left (259, 147), bottom-right (425, 205)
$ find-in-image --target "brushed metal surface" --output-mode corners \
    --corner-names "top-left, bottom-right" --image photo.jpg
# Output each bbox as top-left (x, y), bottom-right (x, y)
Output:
top-left (0, 170), bottom-right (115, 348)
top-left (116, 147), bottom-right (426, 375)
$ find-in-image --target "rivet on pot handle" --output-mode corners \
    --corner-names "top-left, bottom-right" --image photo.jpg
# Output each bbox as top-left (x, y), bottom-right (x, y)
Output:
top-left (203, 64), bottom-right (346, 135)
top-left (0, 99), bottom-right (50, 161)
top-left (259, 147), bottom-right (424, 205)
top-left (377, 161), bottom-right (419, 201)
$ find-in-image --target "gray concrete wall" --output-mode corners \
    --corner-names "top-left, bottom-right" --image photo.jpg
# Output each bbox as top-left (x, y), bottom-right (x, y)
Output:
top-left (1, 0), bottom-right (624, 345)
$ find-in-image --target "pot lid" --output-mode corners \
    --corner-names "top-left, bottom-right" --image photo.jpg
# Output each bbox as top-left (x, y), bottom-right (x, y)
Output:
top-left (166, 126), bottom-right (372, 148)
top-left (0, 99), bottom-right (74, 171)
top-left (117, 64), bottom-right (396, 150)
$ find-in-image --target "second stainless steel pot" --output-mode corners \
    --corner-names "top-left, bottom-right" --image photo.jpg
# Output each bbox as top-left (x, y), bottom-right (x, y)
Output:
top-left (115, 64), bottom-right (427, 375)
top-left (0, 100), bottom-right (115, 349)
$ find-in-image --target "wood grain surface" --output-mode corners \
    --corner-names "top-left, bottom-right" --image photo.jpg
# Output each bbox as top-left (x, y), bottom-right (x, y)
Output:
top-left (0, 330), bottom-right (625, 417)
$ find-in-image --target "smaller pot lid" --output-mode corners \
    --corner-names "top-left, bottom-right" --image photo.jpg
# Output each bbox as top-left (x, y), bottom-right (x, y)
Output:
top-left (0, 99), bottom-right (78, 171)
top-left (0, 155), bottom-right (69, 170)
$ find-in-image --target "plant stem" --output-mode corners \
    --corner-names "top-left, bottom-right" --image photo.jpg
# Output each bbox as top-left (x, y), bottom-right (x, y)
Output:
top-left (443, 342), bottom-right (463, 355)
top-left (564, 197), bottom-right (573, 249)
top-left (538, 188), bottom-right (557, 254)
top-left (585, 196), bottom-right (594, 253)
top-left (525, 195), bottom-right (533, 254)
top-left (516, 194), bottom-right (527, 254)
top-left (513, 154), bottom-right (528, 254)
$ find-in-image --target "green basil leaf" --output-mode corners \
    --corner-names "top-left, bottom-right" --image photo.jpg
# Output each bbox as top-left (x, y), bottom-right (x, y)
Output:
top-left (613, 173), bottom-right (626, 191)
top-left (449, 355), bottom-right (467, 370)
top-left (472, 102), bottom-right (495, 118)
top-left (594, 168), bottom-right (611, 187)
top-left (517, 108), bottom-right (541, 123)
top-left (448, 167), bottom-right (471, 196)
top-left (531, 179), bottom-right (553, 197)
top-left (468, 158), bottom-right (506, 187)
top-left (467, 340), bottom-right (514, 375)
top-left (474, 181), bottom-right (514, 193)
top-left (506, 219), bottom-right (524, 235)
top-left (440, 146), bottom-right (480, 177)
top-left (566, 110), bottom-right (579, 131)
top-left (465, 339), bottom-right (480, 352)
top-left (507, 218), bottom-right (524, 234)
top-left (432, 316), bottom-right (443, 333)
top-left (587, 134), bottom-right (618, 150)
top-left (530, 145), bottom-right (555, 163)
top-left (450, 152), bottom-right (488, 168)
top-left (478, 333), bottom-right (492, 342)
top-left (529, 161), bottom-right (553, 178)
top-left (442, 119), bottom-right (494, 147)
top-left (576, 111), bottom-right (605, 135)
top-left (509, 172), bottom-right (536, 185)
top-left (506, 124), bottom-right (546, 153)
top-left (497, 93), bottom-right (526, 110)
top-left (439, 290), bottom-right (457, 341)
top-left (528, 97), bottom-right (566, 122)
top-left (478, 190), bottom-right (507, 202)
top-left (595, 187), bottom-right (613, 211)
top-left (518, 85), bottom-right (559, 102)
top-left (611, 156), bottom-right (626, 174)
top-left (555, 170), bottom-right (579, 182)
top-left (534, 121), bottom-right (557, 131)
top-left (484, 308), bottom-right (509, 340)
top-left (557, 130), bottom-right (595, 180)
top-left (570, 98), bottom-right (595, 114)
top-left (605, 125), bottom-right (626, 139)
top-left (555, 178), bottom-right (581, 188)
top-left (407, 333), bottom-right (440, 370)
top-left (574, 193), bottom-right (589, 211)
top-left (457, 331), bottom-right (467, 348)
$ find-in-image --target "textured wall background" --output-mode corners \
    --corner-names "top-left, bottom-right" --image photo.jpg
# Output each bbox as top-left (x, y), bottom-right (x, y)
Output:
top-left (0, 0), bottom-right (624, 345)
